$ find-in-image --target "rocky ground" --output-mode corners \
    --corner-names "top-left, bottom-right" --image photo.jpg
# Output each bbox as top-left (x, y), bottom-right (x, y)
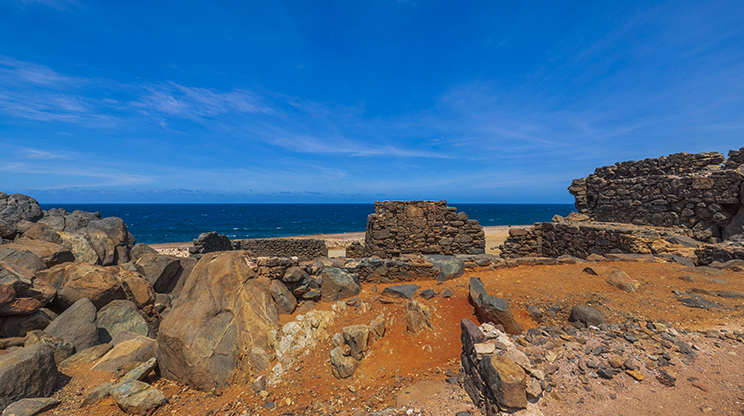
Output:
top-left (37, 258), bottom-right (744, 416)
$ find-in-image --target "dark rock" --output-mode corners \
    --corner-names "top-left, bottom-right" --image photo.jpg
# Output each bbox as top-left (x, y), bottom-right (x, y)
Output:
top-left (282, 266), bottom-right (309, 284)
top-left (568, 305), bottom-right (606, 328)
top-left (0, 344), bottom-right (59, 412)
top-left (96, 300), bottom-right (149, 344)
top-left (0, 397), bottom-right (60, 416)
top-left (0, 250), bottom-right (46, 273)
top-left (128, 244), bottom-right (158, 263)
top-left (0, 219), bottom-right (20, 240)
top-left (468, 277), bottom-right (521, 335)
top-left (158, 251), bottom-right (278, 390)
top-left (479, 355), bottom-right (527, 409)
top-left (44, 298), bottom-right (99, 351)
top-left (442, 288), bottom-right (453, 298)
top-left (342, 325), bottom-right (369, 361)
top-left (269, 280), bottom-right (297, 315)
top-left (319, 267), bottom-right (361, 301)
top-left (1, 240), bottom-right (73, 269)
top-left (80, 382), bottom-right (114, 408)
top-left (330, 346), bottom-right (358, 379)
top-left (382, 284), bottom-right (420, 299)
top-left (423, 255), bottom-right (465, 281)
top-left (0, 297), bottom-right (40, 316)
top-left (0, 308), bottom-right (56, 338)
top-left (0, 193), bottom-right (43, 225)
top-left (419, 288), bottom-right (436, 300)
top-left (60, 343), bottom-right (113, 370)
top-left (23, 330), bottom-right (75, 364)
top-left (134, 254), bottom-right (181, 293)
top-left (21, 223), bottom-right (61, 244)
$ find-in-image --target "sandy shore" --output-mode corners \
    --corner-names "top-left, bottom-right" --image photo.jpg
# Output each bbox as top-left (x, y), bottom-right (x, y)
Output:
top-left (149, 225), bottom-right (527, 257)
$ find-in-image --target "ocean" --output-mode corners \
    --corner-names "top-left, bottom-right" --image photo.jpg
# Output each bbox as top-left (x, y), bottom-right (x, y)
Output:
top-left (39, 203), bottom-right (576, 245)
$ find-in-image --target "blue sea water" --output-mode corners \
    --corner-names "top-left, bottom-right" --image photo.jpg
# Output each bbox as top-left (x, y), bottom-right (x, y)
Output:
top-left (39, 203), bottom-right (576, 245)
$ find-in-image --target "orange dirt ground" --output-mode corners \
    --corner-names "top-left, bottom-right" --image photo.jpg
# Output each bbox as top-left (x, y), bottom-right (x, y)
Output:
top-left (44, 260), bottom-right (744, 416)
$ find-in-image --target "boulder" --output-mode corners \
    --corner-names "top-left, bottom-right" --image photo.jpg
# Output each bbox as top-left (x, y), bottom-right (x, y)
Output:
top-left (370, 314), bottom-right (386, 338)
top-left (0, 344), bottom-right (59, 413)
top-left (423, 255), bottom-right (465, 281)
top-left (158, 251), bottom-right (278, 390)
top-left (0, 194), bottom-right (43, 225)
top-left (17, 278), bottom-right (55, 308)
top-left (36, 263), bottom-right (125, 309)
top-left (0, 263), bottom-right (34, 296)
top-left (568, 305), bottom-right (606, 328)
top-left (330, 346), bottom-right (358, 379)
top-left (120, 274), bottom-right (156, 309)
top-left (128, 244), bottom-right (158, 263)
top-left (382, 284), bottom-right (420, 299)
top-left (167, 257), bottom-right (197, 296)
top-left (0, 397), bottom-right (60, 416)
top-left (0, 219), bottom-right (19, 241)
top-left (0, 249), bottom-right (46, 273)
top-left (23, 330), bottom-right (74, 365)
top-left (57, 232), bottom-right (99, 264)
top-left (0, 309), bottom-right (57, 338)
top-left (405, 300), bottom-right (433, 336)
top-left (79, 382), bottom-right (114, 408)
top-left (469, 277), bottom-right (522, 335)
top-left (134, 254), bottom-right (181, 293)
top-left (96, 300), bottom-right (149, 344)
top-left (91, 335), bottom-right (158, 374)
top-left (606, 270), bottom-right (639, 293)
top-left (119, 357), bottom-right (157, 383)
top-left (0, 240), bottom-right (73, 269)
top-left (319, 267), bottom-right (361, 301)
top-left (342, 325), bottom-right (369, 361)
top-left (59, 343), bottom-right (113, 370)
top-left (109, 380), bottom-right (167, 414)
top-left (0, 298), bottom-right (40, 316)
top-left (269, 280), bottom-right (297, 315)
top-left (479, 355), bottom-right (527, 409)
top-left (21, 223), bottom-right (61, 245)
top-left (83, 217), bottom-right (132, 266)
top-left (44, 298), bottom-right (99, 351)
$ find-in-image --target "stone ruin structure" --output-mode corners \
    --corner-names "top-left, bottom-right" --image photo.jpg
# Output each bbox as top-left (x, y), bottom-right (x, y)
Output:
top-left (501, 148), bottom-right (744, 265)
top-left (188, 231), bottom-right (328, 261)
top-left (363, 201), bottom-right (485, 258)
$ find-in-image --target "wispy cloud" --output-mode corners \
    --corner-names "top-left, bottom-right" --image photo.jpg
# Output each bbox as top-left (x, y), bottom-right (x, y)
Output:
top-left (11, 0), bottom-right (80, 10)
top-left (21, 147), bottom-right (81, 160)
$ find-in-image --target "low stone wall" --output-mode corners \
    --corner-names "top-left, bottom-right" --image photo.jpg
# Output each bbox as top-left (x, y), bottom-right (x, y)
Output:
top-left (189, 231), bottom-right (232, 257)
top-left (233, 238), bottom-right (328, 261)
top-left (568, 149), bottom-right (744, 243)
top-left (364, 201), bottom-right (485, 258)
top-left (500, 220), bottom-right (699, 260)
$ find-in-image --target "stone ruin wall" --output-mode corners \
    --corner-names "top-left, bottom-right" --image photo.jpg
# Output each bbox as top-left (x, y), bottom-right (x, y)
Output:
top-left (364, 201), bottom-right (485, 258)
top-left (233, 238), bottom-right (328, 261)
top-left (568, 150), bottom-right (744, 243)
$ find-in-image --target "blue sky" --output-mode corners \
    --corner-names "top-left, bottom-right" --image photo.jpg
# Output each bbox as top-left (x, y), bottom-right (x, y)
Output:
top-left (0, 0), bottom-right (742, 203)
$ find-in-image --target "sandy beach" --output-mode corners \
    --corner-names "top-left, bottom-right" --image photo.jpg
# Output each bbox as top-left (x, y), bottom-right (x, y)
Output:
top-left (149, 225), bottom-right (527, 257)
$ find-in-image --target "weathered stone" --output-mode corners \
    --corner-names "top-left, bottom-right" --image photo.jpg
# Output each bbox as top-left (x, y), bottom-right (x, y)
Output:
top-left (479, 355), bottom-right (527, 409)
top-left (57, 232), bottom-right (99, 264)
top-left (0, 263), bottom-right (35, 294)
top-left (330, 346), bottom-right (358, 379)
top-left (128, 244), bottom-right (158, 263)
top-left (405, 300), bottom-right (432, 336)
top-left (44, 298), bottom-right (99, 351)
top-left (134, 254), bottom-right (181, 293)
top-left (269, 279), bottom-right (297, 315)
top-left (109, 380), bottom-right (167, 414)
top-left (0, 249), bottom-right (46, 273)
top-left (0, 220), bottom-right (19, 241)
top-left (423, 255), bottom-right (466, 281)
top-left (120, 357), bottom-right (157, 383)
top-left (120, 275), bottom-right (156, 309)
top-left (158, 251), bottom-right (278, 390)
top-left (1, 397), bottom-right (60, 416)
top-left (381, 284), bottom-right (420, 299)
top-left (319, 267), bottom-right (361, 301)
top-left (21, 223), bottom-right (61, 245)
top-left (0, 194), bottom-right (43, 225)
top-left (370, 314), bottom-right (386, 338)
top-left (96, 300), bottom-right (149, 344)
top-left (59, 343), bottom-right (113, 370)
top-left (36, 263), bottom-right (125, 309)
top-left (469, 277), bottom-right (522, 335)
top-left (23, 330), bottom-right (74, 364)
top-left (568, 305), bottom-right (606, 328)
top-left (0, 240), bottom-right (73, 269)
top-left (606, 270), bottom-right (639, 293)
top-left (80, 382), bottom-right (114, 408)
top-left (91, 335), bottom-right (158, 374)
top-left (0, 298), bottom-right (40, 316)
top-left (0, 344), bottom-right (59, 412)
top-left (342, 325), bottom-right (369, 361)
top-left (0, 308), bottom-right (56, 338)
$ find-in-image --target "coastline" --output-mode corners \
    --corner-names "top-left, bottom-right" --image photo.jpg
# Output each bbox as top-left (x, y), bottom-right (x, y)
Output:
top-left (149, 224), bottom-right (527, 256)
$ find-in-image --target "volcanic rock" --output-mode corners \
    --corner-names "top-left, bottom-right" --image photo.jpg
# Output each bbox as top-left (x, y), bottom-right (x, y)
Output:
top-left (0, 344), bottom-right (59, 413)
top-left (468, 277), bottom-right (522, 335)
top-left (44, 298), bottom-right (99, 351)
top-left (319, 267), bottom-right (361, 301)
top-left (96, 299), bottom-right (149, 343)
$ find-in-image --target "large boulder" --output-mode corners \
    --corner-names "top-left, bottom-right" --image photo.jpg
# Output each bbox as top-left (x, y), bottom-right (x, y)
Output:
top-left (119, 274), bottom-right (156, 309)
top-left (21, 223), bottom-right (61, 244)
top-left (109, 380), bottom-right (167, 414)
top-left (44, 298), bottom-right (99, 351)
top-left (0, 344), bottom-right (59, 413)
top-left (319, 267), bottom-right (361, 301)
top-left (134, 254), bottom-right (181, 293)
top-left (269, 280), bottom-right (297, 315)
top-left (128, 243), bottom-right (158, 263)
top-left (36, 263), bottom-right (125, 309)
top-left (91, 335), bottom-right (158, 374)
top-left (0, 219), bottom-right (20, 240)
top-left (0, 248), bottom-right (46, 273)
top-left (158, 251), bottom-right (279, 390)
top-left (0, 240), bottom-right (74, 269)
top-left (0, 308), bottom-right (57, 338)
top-left (0, 193), bottom-right (43, 225)
top-left (469, 277), bottom-right (522, 335)
top-left (96, 300), bottom-right (149, 344)
top-left (58, 231), bottom-right (100, 264)
top-left (423, 255), bottom-right (465, 281)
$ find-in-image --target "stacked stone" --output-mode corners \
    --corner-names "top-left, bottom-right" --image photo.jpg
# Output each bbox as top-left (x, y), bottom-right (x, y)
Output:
top-left (233, 238), bottom-right (328, 261)
top-left (189, 231), bottom-right (232, 257)
top-left (569, 150), bottom-right (744, 243)
top-left (364, 201), bottom-right (485, 258)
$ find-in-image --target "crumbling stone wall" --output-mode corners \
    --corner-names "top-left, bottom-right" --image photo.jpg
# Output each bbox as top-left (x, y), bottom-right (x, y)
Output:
top-left (189, 231), bottom-right (232, 257)
top-left (500, 221), bottom-right (698, 259)
top-left (233, 238), bottom-right (328, 261)
top-left (569, 149), bottom-right (744, 243)
top-left (364, 201), bottom-right (485, 258)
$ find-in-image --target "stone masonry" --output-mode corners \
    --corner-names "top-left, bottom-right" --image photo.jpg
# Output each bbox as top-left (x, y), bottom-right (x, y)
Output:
top-left (364, 201), bottom-right (485, 258)
top-left (233, 238), bottom-right (328, 261)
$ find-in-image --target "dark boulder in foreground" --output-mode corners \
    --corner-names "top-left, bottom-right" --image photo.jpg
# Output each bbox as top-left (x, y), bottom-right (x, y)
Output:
top-left (319, 267), bottom-right (361, 301)
top-left (158, 251), bottom-right (278, 390)
top-left (469, 277), bottom-right (522, 335)
top-left (568, 304), bottom-right (606, 328)
top-left (0, 344), bottom-right (59, 412)
top-left (44, 298), bottom-right (99, 351)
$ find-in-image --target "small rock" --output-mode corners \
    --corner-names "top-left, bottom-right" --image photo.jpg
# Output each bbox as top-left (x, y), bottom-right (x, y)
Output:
top-left (1, 397), bottom-right (60, 416)
top-left (625, 369), bottom-right (644, 381)
top-left (109, 380), bottom-right (167, 414)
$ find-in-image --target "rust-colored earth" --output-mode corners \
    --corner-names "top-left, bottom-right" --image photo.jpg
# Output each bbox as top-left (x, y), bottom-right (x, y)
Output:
top-left (44, 260), bottom-right (744, 416)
